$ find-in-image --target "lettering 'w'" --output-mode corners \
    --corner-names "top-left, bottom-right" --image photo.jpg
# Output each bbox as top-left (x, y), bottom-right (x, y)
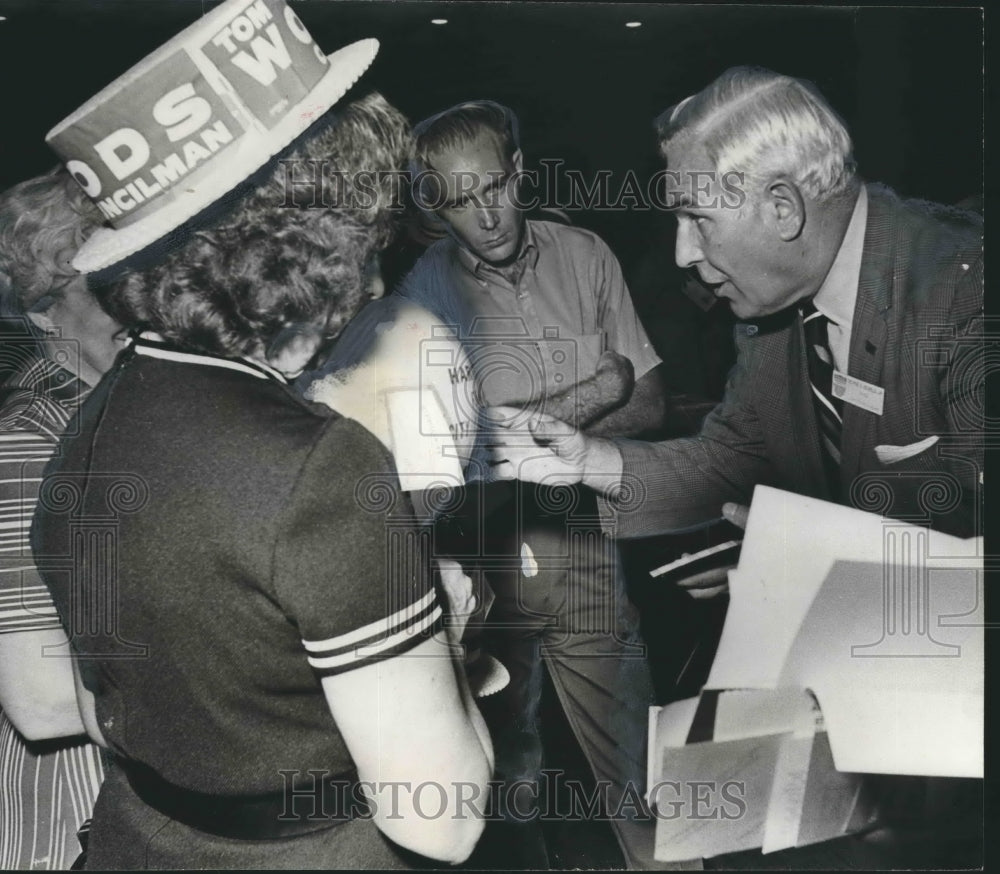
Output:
top-left (231, 23), bottom-right (292, 85)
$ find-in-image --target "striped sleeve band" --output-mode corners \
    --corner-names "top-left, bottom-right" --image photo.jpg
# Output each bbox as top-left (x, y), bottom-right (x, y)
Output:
top-left (302, 589), bottom-right (443, 677)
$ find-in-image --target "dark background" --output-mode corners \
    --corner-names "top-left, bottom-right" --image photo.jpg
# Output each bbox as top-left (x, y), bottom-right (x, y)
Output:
top-left (0, 1), bottom-right (984, 272)
top-left (0, 1), bottom-right (984, 399)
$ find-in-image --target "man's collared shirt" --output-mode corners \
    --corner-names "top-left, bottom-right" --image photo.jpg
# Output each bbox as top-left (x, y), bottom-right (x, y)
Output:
top-left (811, 186), bottom-right (869, 374)
top-left (400, 219), bottom-right (661, 406)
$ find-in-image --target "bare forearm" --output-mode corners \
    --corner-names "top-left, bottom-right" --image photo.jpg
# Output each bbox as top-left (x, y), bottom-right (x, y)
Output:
top-left (441, 613), bottom-right (494, 773)
top-left (537, 371), bottom-right (625, 429)
top-left (585, 367), bottom-right (668, 437)
top-left (0, 627), bottom-right (86, 741)
top-left (584, 389), bottom-right (665, 436)
top-left (485, 351), bottom-right (634, 431)
top-left (438, 559), bottom-right (495, 773)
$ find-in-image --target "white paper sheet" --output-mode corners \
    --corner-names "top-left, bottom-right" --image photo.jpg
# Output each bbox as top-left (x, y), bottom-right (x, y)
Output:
top-left (706, 486), bottom-right (983, 778)
top-left (780, 562), bottom-right (983, 776)
top-left (648, 689), bottom-right (861, 860)
top-left (708, 486), bottom-right (977, 690)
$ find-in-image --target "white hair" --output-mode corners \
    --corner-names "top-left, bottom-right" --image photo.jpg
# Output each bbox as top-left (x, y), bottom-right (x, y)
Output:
top-left (659, 67), bottom-right (857, 201)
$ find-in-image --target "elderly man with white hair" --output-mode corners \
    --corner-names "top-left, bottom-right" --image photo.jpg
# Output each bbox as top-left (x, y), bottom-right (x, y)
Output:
top-left (487, 62), bottom-right (983, 869)
top-left (492, 65), bottom-right (983, 543)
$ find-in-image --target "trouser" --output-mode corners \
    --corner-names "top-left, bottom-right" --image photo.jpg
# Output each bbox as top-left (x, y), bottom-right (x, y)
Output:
top-left (461, 481), bottom-right (669, 869)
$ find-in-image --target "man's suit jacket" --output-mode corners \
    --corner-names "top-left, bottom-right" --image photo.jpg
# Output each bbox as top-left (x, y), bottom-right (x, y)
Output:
top-left (605, 184), bottom-right (983, 538)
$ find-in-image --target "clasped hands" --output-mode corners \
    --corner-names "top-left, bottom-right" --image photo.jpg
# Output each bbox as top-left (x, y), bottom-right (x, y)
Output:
top-left (481, 350), bottom-right (630, 489)
top-left (484, 396), bottom-right (750, 599)
top-left (484, 405), bottom-right (593, 487)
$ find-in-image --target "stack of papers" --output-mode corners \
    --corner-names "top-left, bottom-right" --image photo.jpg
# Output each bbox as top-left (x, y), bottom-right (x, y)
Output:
top-left (710, 486), bottom-right (983, 778)
top-left (648, 486), bottom-right (983, 862)
top-left (648, 688), bottom-right (877, 861)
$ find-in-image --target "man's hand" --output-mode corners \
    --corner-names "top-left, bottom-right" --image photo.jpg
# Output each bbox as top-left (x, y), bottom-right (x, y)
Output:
top-left (721, 502), bottom-right (749, 530)
top-left (485, 406), bottom-right (590, 485)
top-left (675, 502), bottom-right (749, 600)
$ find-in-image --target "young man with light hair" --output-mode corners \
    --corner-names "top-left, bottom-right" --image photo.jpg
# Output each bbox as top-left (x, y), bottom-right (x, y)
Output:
top-left (399, 100), bottom-right (674, 868)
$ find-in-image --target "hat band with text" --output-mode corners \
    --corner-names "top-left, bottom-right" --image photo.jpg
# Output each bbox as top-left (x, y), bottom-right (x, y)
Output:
top-left (47, 0), bottom-right (329, 229)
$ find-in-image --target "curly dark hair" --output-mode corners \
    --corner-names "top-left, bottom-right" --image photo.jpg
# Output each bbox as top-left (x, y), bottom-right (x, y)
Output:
top-left (99, 92), bottom-right (412, 358)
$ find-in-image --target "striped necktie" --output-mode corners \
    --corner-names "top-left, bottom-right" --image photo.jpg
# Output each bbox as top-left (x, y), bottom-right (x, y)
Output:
top-left (801, 301), bottom-right (843, 497)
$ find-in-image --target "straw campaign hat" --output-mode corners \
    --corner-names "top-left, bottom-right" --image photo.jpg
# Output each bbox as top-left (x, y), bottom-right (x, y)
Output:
top-left (46, 0), bottom-right (378, 273)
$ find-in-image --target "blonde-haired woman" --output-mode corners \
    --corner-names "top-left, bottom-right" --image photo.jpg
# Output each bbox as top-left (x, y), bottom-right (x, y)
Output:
top-left (0, 167), bottom-right (124, 869)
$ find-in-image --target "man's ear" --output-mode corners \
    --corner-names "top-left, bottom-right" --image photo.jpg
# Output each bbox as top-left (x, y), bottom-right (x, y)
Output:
top-left (512, 149), bottom-right (524, 174)
top-left (765, 177), bottom-right (806, 241)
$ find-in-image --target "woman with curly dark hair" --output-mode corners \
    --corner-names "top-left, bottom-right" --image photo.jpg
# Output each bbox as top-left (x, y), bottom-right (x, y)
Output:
top-left (100, 94), bottom-right (407, 372)
top-left (31, 1), bottom-right (491, 867)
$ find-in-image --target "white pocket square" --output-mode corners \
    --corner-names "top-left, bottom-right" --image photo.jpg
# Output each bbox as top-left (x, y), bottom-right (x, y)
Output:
top-left (875, 435), bottom-right (939, 465)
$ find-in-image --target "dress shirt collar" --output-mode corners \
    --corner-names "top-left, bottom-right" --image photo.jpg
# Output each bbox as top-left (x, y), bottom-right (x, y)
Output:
top-left (811, 185), bottom-right (868, 332)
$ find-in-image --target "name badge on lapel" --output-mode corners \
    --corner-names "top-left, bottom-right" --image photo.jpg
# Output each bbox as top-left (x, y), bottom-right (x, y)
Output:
top-left (832, 372), bottom-right (884, 415)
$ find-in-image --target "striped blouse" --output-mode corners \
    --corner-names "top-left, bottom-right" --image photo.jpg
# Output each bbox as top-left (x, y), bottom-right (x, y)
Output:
top-left (0, 342), bottom-right (105, 869)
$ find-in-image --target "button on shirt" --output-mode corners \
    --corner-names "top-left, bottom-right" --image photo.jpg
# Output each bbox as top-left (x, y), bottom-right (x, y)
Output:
top-left (399, 219), bottom-right (661, 405)
top-left (811, 186), bottom-right (869, 374)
